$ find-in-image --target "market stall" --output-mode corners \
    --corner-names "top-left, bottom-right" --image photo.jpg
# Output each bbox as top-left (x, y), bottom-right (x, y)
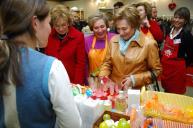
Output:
top-left (71, 81), bottom-right (193, 128)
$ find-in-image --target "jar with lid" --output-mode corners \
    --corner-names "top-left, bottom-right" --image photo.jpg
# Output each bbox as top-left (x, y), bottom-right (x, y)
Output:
top-left (115, 90), bottom-right (128, 113)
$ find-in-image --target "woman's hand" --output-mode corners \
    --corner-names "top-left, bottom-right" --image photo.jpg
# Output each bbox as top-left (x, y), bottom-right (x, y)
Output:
top-left (121, 77), bottom-right (132, 90)
top-left (143, 17), bottom-right (150, 28)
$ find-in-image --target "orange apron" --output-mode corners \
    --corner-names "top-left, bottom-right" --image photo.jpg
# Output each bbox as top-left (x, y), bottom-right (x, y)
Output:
top-left (88, 36), bottom-right (108, 75)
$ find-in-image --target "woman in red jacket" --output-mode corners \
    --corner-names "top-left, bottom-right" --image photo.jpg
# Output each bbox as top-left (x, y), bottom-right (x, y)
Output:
top-left (135, 2), bottom-right (163, 44)
top-left (45, 5), bottom-right (85, 85)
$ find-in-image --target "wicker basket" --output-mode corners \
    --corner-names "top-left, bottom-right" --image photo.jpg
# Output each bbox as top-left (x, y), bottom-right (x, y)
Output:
top-left (93, 111), bottom-right (130, 128)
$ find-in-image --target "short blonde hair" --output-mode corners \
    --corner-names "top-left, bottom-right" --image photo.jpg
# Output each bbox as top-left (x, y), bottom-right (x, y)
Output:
top-left (114, 5), bottom-right (140, 29)
top-left (50, 4), bottom-right (71, 26)
top-left (87, 13), bottom-right (108, 31)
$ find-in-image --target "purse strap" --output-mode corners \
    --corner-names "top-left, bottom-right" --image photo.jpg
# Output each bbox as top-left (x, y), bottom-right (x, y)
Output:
top-left (151, 71), bottom-right (160, 91)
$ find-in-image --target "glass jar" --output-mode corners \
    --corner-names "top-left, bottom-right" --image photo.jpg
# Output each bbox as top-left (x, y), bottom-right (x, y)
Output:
top-left (115, 90), bottom-right (128, 113)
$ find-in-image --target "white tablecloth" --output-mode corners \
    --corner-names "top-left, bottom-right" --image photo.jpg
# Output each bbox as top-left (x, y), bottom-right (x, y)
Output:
top-left (74, 95), bottom-right (104, 128)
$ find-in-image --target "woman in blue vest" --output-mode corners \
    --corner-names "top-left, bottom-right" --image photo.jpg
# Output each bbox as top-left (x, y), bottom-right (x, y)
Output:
top-left (0, 0), bottom-right (81, 128)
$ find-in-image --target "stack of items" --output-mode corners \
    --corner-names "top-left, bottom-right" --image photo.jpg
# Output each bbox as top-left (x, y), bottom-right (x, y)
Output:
top-left (138, 91), bottom-right (193, 127)
top-left (88, 84), bottom-right (193, 128)
top-left (73, 83), bottom-right (193, 128)
top-left (71, 81), bottom-right (141, 128)
top-left (71, 83), bottom-right (120, 128)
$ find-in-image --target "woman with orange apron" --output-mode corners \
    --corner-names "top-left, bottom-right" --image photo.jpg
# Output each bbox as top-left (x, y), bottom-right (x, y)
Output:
top-left (85, 13), bottom-right (115, 78)
top-left (88, 36), bottom-right (108, 75)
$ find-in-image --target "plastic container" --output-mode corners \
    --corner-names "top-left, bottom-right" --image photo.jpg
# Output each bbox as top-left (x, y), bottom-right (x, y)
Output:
top-left (127, 89), bottom-right (141, 113)
top-left (115, 91), bottom-right (128, 113)
top-left (103, 100), bottom-right (112, 111)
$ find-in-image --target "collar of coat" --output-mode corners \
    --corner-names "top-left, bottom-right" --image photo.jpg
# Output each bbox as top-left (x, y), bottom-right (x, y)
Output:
top-left (112, 31), bottom-right (154, 47)
top-left (51, 26), bottom-right (78, 40)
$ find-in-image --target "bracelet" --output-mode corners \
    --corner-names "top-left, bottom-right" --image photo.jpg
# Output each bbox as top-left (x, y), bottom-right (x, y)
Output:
top-left (130, 75), bottom-right (135, 88)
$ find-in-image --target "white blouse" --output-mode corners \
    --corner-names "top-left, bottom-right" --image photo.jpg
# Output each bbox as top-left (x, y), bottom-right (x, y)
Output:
top-left (48, 59), bottom-right (82, 128)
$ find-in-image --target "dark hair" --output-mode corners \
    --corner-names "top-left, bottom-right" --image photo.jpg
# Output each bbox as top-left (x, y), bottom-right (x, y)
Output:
top-left (114, 5), bottom-right (140, 29)
top-left (113, 1), bottom-right (124, 8)
top-left (174, 7), bottom-right (191, 32)
top-left (0, 0), bottom-right (49, 95)
top-left (135, 2), bottom-right (152, 20)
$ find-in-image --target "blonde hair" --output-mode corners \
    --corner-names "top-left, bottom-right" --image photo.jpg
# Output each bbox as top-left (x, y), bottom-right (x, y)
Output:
top-left (50, 4), bottom-right (71, 26)
top-left (114, 5), bottom-right (140, 29)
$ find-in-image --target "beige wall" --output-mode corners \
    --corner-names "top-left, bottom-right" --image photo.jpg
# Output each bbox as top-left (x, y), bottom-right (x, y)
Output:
top-left (47, 0), bottom-right (193, 20)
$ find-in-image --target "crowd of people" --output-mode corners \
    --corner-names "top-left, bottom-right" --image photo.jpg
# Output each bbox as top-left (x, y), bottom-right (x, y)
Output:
top-left (0, 0), bottom-right (193, 127)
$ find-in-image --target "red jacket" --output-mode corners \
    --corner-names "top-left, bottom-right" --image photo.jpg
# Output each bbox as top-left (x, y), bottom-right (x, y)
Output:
top-left (141, 20), bottom-right (163, 43)
top-left (45, 27), bottom-right (85, 85)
